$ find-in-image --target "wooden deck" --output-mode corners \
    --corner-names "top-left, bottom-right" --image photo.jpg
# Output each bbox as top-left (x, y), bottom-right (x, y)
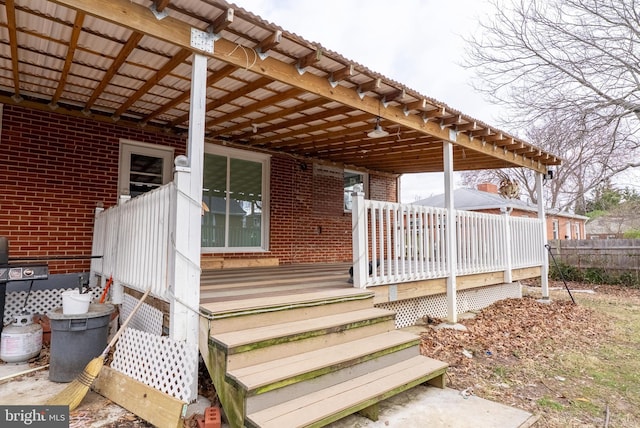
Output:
top-left (199, 262), bottom-right (355, 313)
top-left (197, 262), bottom-right (449, 427)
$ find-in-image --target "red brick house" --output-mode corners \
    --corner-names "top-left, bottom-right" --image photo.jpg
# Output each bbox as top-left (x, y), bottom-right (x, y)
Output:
top-left (0, 1), bottom-right (562, 426)
top-left (415, 183), bottom-right (588, 241)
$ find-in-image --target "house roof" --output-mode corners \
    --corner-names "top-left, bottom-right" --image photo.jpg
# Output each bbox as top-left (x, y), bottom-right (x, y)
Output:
top-left (415, 188), bottom-right (588, 220)
top-left (0, 0), bottom-right (562, 175)
top-left (586, 213), bottom-right (640, 235)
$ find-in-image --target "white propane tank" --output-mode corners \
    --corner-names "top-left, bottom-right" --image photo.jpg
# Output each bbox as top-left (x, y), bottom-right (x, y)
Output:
top-left (0, 313), bottom-right (43, 363)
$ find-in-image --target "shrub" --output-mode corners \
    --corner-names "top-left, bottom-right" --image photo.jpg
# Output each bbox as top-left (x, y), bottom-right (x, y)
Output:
top-left (549, 262), bottom-right (583, 282)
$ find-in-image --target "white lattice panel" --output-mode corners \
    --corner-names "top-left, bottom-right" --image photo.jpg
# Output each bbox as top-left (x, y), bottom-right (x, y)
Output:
top-left (3, 287), bottom-right (104, 324)
top-left (111, 327), bottom-right (197, 403)
top-left (120, 293), bottom-right (163, 336)
top-left (376, 282), bottom-right (522, 328)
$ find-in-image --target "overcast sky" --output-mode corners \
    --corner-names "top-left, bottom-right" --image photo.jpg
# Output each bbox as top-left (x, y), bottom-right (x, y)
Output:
top-left (230, 0), bottom-right (503, 201)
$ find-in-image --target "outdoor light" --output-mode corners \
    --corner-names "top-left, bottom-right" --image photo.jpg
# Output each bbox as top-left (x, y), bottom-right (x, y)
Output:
top-left (367, 117), bottom-right (389, 138)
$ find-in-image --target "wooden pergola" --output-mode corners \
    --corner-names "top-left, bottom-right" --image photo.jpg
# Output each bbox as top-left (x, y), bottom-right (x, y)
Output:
top-left (1, 0), bottom-right (561, 176)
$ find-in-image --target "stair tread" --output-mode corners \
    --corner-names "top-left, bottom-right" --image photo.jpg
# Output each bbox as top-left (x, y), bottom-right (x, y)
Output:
top-left (201, 288), bottom-right (373, 316)
top-left (229, 330), bottom-right (421, 391)
top-left (246, 355), bottom-right (448, 428)
top-left (212, 308), bottom-right (394, 349)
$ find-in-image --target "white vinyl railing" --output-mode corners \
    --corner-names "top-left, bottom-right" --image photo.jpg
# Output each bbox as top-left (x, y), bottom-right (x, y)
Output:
top-left (366, 200), bottom-right (450, 286)
top-left (352, 193), bottom-right (545, 288)
top-left (510, 216), bottom-right (544, 268)
top-left (90, 182), bottom-right (176, 301)
top-left (456, 210), bottom-right (507, 275)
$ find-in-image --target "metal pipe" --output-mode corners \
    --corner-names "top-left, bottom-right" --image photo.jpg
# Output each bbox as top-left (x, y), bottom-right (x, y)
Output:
top-left (8, 255), bottom-right (103, 261)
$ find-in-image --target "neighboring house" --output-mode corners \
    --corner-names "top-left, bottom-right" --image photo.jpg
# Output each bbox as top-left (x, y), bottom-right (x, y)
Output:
top-left (415, 183), bottom-right (588, 241)
top-left (0, 1), bottom-right (563, 426)
top-left (586, 213), bottom-right (640, 239)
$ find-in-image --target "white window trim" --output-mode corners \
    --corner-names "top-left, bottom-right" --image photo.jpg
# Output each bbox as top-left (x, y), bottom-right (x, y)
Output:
top-left (117, 139), bottom-right (174, 202)
top-left (552, 219), bottom-right (559, 240)
top-left (202, 144), bottom-right (270, 253)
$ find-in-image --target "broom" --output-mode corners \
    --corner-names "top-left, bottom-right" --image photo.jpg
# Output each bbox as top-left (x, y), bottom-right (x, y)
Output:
top-left (46, 288), bottom-right (151, 410)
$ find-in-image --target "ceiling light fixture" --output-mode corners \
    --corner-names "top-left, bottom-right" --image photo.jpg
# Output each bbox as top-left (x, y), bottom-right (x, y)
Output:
top-left (367, 117), bottom-right (389, 138)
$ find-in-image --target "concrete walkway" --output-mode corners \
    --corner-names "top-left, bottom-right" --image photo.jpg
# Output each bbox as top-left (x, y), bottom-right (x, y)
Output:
top-left (327, 385), bottom-right (537, 428)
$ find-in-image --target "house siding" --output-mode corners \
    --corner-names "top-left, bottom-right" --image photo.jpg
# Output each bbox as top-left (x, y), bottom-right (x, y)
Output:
top-left (1, 104), bottom-right (398, 273)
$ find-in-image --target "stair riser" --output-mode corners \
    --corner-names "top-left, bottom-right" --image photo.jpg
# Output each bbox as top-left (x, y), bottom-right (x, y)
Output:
top-left (210, 297), bottom-right (373, 334)
top-left (224, 318), bottom-right (396, 370)
top-left (245, 345), bottom-right (421, 414)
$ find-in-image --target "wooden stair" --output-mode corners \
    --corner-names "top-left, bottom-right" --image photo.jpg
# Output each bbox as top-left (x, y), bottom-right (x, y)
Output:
top-left (199, 287), bottom-right (448, 427)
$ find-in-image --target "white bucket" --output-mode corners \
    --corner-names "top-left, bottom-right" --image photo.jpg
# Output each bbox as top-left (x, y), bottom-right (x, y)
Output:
top-left (61, 290), bottom-right (92, 315)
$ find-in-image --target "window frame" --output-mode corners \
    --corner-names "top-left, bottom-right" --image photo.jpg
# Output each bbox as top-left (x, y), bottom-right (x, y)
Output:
top-left (343, 169), bottom-right (369, 212)
top-left (552, 219), bottom-right (559, 240)
top-left (201, 144), bottom-right (270, 253)
top-left (117, 139), bottom-right (174, 201)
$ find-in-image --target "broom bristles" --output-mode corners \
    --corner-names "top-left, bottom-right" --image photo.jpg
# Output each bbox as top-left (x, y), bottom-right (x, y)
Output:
top-left (46, 355), bottom-right (105, 410)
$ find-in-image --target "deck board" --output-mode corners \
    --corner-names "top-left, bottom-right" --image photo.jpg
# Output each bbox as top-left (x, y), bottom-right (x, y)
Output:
top-left (199, 263), bottom-right (357, 313)
top-left (247, 356), bottom-right (448, 428)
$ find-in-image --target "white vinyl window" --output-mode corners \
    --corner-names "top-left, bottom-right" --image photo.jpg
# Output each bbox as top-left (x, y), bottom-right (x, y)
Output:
top-left (343, 170), bottom-right (368, 212)
top-left (201, 144), bottom-right (270, 252)
top-left (552, 220), bottom-right (559, 240)
top-left (118, 140), bottom-right (174, 201)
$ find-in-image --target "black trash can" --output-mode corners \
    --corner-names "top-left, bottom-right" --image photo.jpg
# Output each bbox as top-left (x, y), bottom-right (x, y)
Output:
top-left (48, 303), bottom-right (115, 382)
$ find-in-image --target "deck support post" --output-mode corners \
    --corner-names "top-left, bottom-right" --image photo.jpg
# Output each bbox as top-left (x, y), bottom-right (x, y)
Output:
top-left (536, 172), bottom-right (549, 299)
top-left (443, 141), bottom-right (457, 323)
top-left (168, 51), bottom-right (207, 401)
top-left (503, 210), bottom-right (513, 284)
top-left (352, 191), bottom-right (368, 288)
top-left (358, 403), bottom-right (379, 421)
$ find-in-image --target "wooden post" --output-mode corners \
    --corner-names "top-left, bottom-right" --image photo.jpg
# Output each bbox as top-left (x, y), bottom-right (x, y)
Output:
top-left (351, 191), bottom-right (368, 288)
top-left (443, 141), bottom-right (457, 323)
top-left (168, 52), bottom-right (207, 401)
top-left (536, 172), bottom-right (549, 299)
top-left (503, 210), bottom-right (513, 283)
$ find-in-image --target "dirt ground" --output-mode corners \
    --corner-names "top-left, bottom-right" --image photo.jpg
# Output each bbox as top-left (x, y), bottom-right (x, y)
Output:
top-left (419, 280), bottom-right (640, 427)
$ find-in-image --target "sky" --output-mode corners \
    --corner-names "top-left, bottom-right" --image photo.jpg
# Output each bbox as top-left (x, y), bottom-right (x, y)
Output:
top-left (230, 0), bottom-right (503, 202)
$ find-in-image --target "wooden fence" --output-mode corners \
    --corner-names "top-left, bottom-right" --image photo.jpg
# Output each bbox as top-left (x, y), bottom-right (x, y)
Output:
top-left (547, 239), bottom-right (640, 282)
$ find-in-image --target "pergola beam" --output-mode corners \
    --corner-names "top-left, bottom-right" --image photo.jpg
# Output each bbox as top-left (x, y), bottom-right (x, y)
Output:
top-left (50, 0), bottom-right (554, 173)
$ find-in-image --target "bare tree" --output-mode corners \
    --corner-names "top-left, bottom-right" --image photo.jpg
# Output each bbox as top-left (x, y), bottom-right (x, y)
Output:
top-left (462, 114), bottom-right (639, 212)
top-left (462, 0), bottom-right (640, 209)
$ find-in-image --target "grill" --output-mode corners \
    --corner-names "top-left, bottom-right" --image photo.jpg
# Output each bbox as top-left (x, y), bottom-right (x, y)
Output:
top-left (0, 237), bottom-right (49, 335)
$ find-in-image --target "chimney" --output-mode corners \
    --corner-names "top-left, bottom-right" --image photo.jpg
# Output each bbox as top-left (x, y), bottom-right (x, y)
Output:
top-left (477, 183), bottom-right (498, 194)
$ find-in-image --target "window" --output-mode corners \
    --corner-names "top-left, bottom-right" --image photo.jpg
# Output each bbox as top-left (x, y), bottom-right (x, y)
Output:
top-left (201, 145), bottom-right (270, 252)
top-left (574, 223), bottom-right (580, 239)
top-left (118, 140), bottom-right (174, 200)
top-left (552, 219), bottom-right (559, 240)
top-left (343, 170), bottom-right (368, 211)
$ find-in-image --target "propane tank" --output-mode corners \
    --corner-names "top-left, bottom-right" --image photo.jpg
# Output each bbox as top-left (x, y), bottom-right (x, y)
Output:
top-left (0, 313), bottom-right (43, 363)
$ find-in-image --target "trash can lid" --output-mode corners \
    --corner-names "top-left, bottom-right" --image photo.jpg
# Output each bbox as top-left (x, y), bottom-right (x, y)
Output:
top-left (48, 303), bottom-right (115, 320)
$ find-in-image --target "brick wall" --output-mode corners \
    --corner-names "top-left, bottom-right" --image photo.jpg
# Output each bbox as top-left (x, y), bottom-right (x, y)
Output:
top-left (2, 103), bottom-right (399, 272)
top-left (0, 104), bottom-right (185, 273)
top-left (209, 156), bottom-right (398, 264)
